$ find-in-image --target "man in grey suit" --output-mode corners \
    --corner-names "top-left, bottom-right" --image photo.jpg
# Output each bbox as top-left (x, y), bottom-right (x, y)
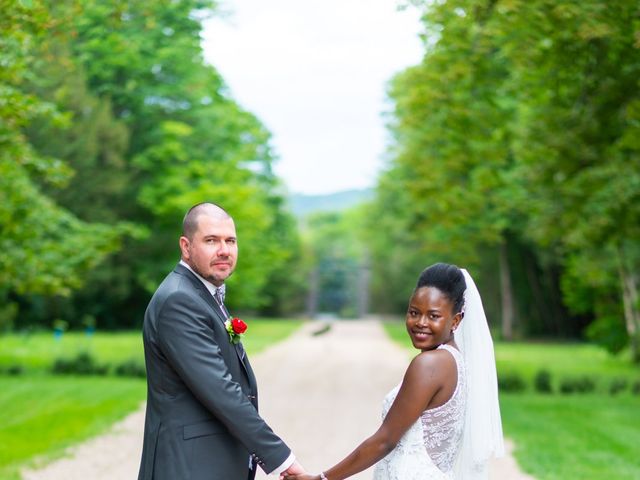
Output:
top-left (138, 202), bottom-right (304, 480)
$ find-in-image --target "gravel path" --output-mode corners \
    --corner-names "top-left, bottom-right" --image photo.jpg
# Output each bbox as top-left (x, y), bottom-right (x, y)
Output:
top-left (22, 320), bottom-right (534, 480)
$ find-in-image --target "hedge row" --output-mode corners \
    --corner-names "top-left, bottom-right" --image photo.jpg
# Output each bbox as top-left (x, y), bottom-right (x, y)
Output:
top-left (499, 369), bottom-right (640, 395)
top-left (0, 352), bottom-right (146, 378)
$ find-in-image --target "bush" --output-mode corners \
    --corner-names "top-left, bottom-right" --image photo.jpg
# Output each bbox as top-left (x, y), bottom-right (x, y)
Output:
top-left (498, 372), bottom-right (527, 392)
top-left (534, 369), bottom-right (553, 393)
top-left (52, 352), bottom-right (109, 376)
top-left (585, 314), bottom-right (629, 355)
top-left (0, 364), bottom-right (24, 376)
top-left (559, 376), bottom-right (596, 394)
top-left (609, 378), bottom-right (628, 395)
top-left (632, 380), bottom-right (640, 395)
top-left (114, 359), bottom-right (146, 378)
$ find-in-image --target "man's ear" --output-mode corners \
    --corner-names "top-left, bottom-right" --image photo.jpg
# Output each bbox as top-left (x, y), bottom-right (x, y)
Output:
top-left (179, 236), bottom-right (190, 259)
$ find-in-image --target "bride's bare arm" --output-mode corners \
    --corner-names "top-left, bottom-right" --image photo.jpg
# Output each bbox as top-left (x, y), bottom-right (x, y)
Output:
top-left (286, 350), bottom-right (452, 480)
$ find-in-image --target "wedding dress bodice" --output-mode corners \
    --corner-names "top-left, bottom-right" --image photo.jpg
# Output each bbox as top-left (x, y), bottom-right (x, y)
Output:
top-left (373, 344), bottom-right (466, 480)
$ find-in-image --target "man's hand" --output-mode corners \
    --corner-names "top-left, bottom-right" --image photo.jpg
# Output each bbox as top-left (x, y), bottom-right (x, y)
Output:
top-left (279, 460), bottom-right (305, 479)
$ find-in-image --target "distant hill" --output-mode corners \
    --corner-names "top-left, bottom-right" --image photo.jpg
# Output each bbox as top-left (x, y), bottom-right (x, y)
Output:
top-left (288, 188), bottom-right (373, 218)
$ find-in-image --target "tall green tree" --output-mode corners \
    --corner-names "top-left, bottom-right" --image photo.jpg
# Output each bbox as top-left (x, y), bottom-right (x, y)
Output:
top-left (372, 0), bottom-right (526, 336)
top-left (372, 0), bottom-right (640, 357)
top-left (499, 0), bottom-right (640, 359)
top-left (0, 1), bottom-right (123, 297)
top-left (29, 0), bottom-right (301, 322)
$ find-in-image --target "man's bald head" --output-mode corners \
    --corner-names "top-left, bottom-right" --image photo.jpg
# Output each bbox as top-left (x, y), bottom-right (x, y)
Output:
top-left (182, 202), bottom-right (232, 240)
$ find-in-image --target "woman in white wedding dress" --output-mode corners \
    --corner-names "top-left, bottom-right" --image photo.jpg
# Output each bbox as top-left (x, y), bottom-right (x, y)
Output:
top-left (285, 263), bottom-right (504, 480)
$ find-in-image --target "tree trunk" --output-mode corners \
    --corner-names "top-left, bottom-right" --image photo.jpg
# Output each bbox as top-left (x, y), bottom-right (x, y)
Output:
top-left (306, 267), bottom-right (319, 319)
top-left (524, 252), bottom-right (547, 333)
top-left (356, 250), bottom-right (371, 319)
top-left (617, 252), bottom-right (640, 363)
top-left (499, 241), bottom-right (515, 340)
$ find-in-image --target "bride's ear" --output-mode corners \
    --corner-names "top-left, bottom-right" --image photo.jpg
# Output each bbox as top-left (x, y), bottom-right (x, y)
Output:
top-left (452, 312), bottom-right (463, 332)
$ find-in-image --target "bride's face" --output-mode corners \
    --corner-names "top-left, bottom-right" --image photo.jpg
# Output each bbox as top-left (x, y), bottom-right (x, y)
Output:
top-left (405, 286), bottom-right (461, 351)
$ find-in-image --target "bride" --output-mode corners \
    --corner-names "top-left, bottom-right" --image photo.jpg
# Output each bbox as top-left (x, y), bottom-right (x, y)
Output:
top-left (285, 263), bottom-right (504, 480)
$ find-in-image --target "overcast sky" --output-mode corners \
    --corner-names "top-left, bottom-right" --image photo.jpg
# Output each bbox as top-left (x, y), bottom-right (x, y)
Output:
top-left (201, 1), bottom-right (424, 195)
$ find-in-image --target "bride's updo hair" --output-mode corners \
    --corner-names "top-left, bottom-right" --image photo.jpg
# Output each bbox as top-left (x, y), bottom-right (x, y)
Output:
top-left (416, 263), bottom-right (466, 315)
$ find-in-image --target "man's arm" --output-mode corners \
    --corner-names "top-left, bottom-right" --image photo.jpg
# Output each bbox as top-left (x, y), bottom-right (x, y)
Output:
top-left (157, 289), bottom-right (291, 472)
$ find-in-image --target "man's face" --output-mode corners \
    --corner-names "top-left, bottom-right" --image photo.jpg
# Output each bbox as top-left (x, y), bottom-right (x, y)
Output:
top-left (180, 214), bottom-right (238, 286)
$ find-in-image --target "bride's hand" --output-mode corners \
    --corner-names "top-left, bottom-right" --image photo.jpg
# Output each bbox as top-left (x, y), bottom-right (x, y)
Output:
top-left (283, 475), bottom-right (320, 480)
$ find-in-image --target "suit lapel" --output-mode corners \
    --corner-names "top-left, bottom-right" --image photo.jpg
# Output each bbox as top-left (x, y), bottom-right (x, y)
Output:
top-left (174, 264), bottom-right (251, 380)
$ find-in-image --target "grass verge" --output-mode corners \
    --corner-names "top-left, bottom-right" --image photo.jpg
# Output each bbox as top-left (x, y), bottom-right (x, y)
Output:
top-left (0, 376), bottom-right (146, 480)
top-left (501, 393), bottom-right (640, 479)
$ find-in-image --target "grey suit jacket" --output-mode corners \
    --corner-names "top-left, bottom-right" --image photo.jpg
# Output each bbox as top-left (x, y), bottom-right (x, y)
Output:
top-left (138, 264), bottom-right (290, 480)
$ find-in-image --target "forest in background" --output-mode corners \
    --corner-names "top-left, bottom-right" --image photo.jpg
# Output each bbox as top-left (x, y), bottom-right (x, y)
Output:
top-left (1, 0), bottom-right (639, 362)
top-left (366, 0), bottom-right (640, 361)
top-left (1, 0), bottom-right (306, 330)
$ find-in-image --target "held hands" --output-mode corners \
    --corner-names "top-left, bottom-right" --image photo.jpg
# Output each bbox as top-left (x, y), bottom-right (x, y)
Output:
top-left (279, 460), bottom-right (307, 480)
top-left (283, 475), bottom-right (320, 480)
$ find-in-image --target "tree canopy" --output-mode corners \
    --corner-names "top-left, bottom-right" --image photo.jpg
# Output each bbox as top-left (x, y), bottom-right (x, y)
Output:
top-left (1, 0), bottom-right (302, 330)
top-left (368, 0), bottom-right (640, 360)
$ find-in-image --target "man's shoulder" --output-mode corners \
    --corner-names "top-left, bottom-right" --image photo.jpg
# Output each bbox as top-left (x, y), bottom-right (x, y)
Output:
top-left (156, 266), bottom-right (197, 295)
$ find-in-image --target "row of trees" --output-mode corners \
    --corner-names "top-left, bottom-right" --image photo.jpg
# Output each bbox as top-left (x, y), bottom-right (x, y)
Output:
top-left (2, 0), bottom-right (638, 362)
top-left (1, 0), bottom-right (304, 330)
top-left (363, 0), bottom-right (639, 360)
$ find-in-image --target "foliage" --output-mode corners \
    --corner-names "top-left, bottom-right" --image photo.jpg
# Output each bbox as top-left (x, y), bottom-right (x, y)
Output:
top-left (51, 351), bottom-right (109, 375)
top-left (114, 359), bottom-right (147, 378)
top-left (534, 369), bottom-right (553, 394)
top-left (497, 372), bottom-right (527, 393)
top-left (585, 313), bottom-right (629, 354)
top-left (60, 0), bottom-right (301, 311)
top-left (0, 0), bottom-right (126, 299)
top-left (609, 378), bottom-right (628, 396)
top-left (3, 0), bottom-right (302, 330)
top-left (558, 376), bottom-right (596, 394)
top-left (0, 364), bottom-right (24, 376)
top-left (302, 208), bottom-right (371, 317)
top-left (373, 0), bottom-right (640, 357)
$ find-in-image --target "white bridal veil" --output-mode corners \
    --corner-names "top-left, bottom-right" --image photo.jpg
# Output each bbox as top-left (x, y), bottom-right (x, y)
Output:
top-left (453, 269), bottom-right (505, 479)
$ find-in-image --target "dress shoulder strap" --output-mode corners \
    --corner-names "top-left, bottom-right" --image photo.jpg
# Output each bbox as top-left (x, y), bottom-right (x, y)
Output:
top-left (437, 343), bottom-right (464, 370)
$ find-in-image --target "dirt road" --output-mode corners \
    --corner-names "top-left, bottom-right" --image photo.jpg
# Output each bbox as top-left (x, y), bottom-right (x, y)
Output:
top-left (23, 320), bottom-right (534, 480)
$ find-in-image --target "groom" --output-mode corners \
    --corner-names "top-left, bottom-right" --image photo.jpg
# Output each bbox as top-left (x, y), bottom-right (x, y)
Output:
top-left (138, 202), bottom-right (304, 480)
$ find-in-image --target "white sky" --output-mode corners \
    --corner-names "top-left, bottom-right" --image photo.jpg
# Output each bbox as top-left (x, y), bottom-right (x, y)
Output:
top-left (201, 1), bottom-right (424, 195)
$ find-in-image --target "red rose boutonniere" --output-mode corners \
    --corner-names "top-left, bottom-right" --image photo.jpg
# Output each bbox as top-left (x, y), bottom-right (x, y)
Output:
top-left (225, 317), bottom-right (248, 345)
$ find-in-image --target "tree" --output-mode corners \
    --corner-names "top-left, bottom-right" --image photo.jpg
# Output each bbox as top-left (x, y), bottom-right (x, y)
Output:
top-left (373, 0), bottom-right (640, 358)
top-left (37, 0), bottom-right (301, 320)
top-left (0, 0), bottom-right (123, 297)
top-left (500, 0), bottom-right (640, 359)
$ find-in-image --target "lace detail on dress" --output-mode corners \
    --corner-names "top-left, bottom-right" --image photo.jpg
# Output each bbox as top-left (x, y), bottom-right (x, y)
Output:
top-left (420, 344), bottom-right (466, 473)
top-left (372, 344), bottom-right (466, 480)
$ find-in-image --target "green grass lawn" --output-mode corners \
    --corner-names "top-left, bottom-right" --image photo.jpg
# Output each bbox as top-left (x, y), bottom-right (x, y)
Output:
top-left (0, 376), bottom-right (146, 480)
top-left (0, 319), bottom-right (303, 480)
top-left (383, 321), bottom-right (640, 479)
top-left (0, 331), bottom-right (145, 372)
top-left (501, 394), bottom-right (640, 479)
top-left (0, 318), bottom-right (301, 373)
